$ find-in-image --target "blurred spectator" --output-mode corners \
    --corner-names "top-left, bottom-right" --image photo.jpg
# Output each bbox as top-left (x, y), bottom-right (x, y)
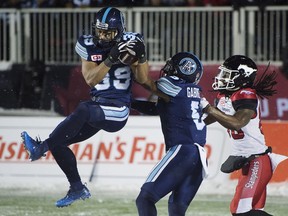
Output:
top-left (28, 0), bottom-right (56, 8)
top-left (148, 0), bottom-right (185, 6)
top-left (73, 0), bottom-right (91, 7)
top-left (0, 0), bottom-right (68, 8)
top-left (1, 0), bottom-right (26, 8)
top-left (187, 0), bottom-right (203, 6)
top-left (88, 0), bottom-right (142, 7)
top-left (161, 0), bottom-right (187, 6)
top-left (231, 0), bottom-right (288, 11)
top-left (203, 0), bottom-right (231, 6)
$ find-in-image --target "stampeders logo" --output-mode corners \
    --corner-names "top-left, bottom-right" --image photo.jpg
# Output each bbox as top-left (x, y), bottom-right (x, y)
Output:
top-left (245, 161), bottom-right (259, 189)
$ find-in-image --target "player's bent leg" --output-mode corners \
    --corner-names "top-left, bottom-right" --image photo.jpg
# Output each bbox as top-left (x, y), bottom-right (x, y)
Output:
top-left (136, 186), bottom-right (160, 216)
top-left (55, 184), bottom-right (91, 208)
top-left (168, 201), bottom-right (188, 216)
top-left (21, 131), bottom-right (48, 161)
top-left (231, 155), bottom-right (272, 215)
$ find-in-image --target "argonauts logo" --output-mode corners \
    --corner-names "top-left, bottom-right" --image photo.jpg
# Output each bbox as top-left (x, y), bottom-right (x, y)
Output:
top-left (179, 58), bottom-right (197, 75)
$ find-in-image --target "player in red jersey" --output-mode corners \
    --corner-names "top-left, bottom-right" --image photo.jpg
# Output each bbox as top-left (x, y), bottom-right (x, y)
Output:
top-left (200, 55), bottom-right (285, 216)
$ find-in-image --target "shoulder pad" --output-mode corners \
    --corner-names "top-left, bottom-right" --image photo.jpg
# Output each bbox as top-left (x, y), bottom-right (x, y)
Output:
top-left (75, 35), bottom-right (107, 62)
top-left (122, 32), bottom-right (144, 42)
top-left (231, 88), bottom-right (257, 102)
top-left (157, 77), bottom-right (182, 97)
top-left (77, 35), bottom-right (94, 48)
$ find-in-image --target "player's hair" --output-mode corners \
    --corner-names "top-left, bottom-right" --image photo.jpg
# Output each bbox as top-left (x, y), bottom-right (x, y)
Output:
top-left (252, 63), bottom-right (278, 99)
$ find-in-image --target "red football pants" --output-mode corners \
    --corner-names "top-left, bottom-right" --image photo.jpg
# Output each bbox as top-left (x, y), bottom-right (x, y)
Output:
top-left (230, 154), bottom-right (273, 214)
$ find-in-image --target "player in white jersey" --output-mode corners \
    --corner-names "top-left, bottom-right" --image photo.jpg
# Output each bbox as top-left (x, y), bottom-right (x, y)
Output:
top-left (200, 55), bottom-right (278, 216)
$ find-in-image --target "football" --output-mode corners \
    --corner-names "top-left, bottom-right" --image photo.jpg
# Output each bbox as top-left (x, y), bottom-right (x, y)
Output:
top-left (118, 50), bottom-right (138, 65)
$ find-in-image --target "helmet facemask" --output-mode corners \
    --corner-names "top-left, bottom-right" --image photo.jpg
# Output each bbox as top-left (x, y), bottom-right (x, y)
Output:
top-left (212, 55), bottom-right (257, 93)
top-left (212, 66), bottom-right (241, 91)
top-left (161, 59), bottom-right (177, 77)
top-left (92, 7), bottom-right (125, 48)
top-left (92, 20), bottom-right (118, 48)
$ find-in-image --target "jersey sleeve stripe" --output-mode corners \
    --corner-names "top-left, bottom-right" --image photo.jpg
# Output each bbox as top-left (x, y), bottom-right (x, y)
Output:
top-left (157, 78), bottom-right (181, 97)
top-left (75, 41), bottom-right (88, 60)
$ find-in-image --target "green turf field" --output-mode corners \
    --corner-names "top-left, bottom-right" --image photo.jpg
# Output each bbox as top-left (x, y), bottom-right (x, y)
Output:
top-left (0, 187), bottom-right (286, 216)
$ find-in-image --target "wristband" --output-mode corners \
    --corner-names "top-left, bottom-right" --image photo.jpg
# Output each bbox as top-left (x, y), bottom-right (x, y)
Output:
top-left (103, 57), bottom-right (113, 67)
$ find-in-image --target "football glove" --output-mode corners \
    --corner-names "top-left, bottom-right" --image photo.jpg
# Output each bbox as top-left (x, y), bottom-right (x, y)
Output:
top-left (125, 37), bottom-right (147, 63)
top-left (200, 97), bottom-right (210, 112)
top-left (104, 42), bottom-right (127, 67)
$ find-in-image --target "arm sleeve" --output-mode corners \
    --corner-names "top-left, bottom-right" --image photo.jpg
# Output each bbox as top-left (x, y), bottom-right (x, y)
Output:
top-left (75, 44), bottom-right (88, 60)
top-left (131, 100), bottom-right (159, 115)
top-left (233, 99), bottom-right (257, 112)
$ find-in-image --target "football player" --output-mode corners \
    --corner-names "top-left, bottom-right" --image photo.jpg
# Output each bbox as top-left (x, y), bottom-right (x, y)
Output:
top-left (21, 7), bottom-right (163, 208)
top-left (200, 55), bottom-right (278, 216)
top-left (132, 52), bottom-right (208, 216)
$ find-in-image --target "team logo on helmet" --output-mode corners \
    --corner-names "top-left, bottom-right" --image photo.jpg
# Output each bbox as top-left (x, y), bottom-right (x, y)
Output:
top-left (238, 64), bottom-right (257, 77)
top-left (179, 58), bottom-right (197, 75)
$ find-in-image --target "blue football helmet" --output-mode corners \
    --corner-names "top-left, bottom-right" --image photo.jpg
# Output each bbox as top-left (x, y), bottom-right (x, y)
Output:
top-left (161, 52), bottom-right (203, 84)
top-left (92, 7), bottom-right (125, 48)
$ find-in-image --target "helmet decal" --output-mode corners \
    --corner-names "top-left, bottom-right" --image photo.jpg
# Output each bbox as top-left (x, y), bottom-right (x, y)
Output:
top-left (238, 64), bottom-right (257, 77)
top-left (161, 52), bottom-right (203, 84)
top-left (179, 58), bottom-right (197, 75)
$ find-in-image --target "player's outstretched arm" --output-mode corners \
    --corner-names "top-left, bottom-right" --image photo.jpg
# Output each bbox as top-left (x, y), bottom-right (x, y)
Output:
top-left (201, 97), bottom-right (254, 131)
top-left (129, 38), bottom-right (170, 102)
top-left (133, 62), bottom-right (170, 102)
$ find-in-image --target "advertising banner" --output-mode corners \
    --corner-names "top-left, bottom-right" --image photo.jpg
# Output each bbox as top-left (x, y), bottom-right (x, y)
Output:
top-left (1, 116), bottom-right (287, 194)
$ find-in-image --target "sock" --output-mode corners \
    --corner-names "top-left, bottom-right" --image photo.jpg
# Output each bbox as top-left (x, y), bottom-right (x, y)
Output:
top-left (70, 181), bottom-right (83, 191)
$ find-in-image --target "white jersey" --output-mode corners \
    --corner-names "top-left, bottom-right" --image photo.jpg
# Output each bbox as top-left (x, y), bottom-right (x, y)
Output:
top-left (216, 88), bottom-right (268, 157)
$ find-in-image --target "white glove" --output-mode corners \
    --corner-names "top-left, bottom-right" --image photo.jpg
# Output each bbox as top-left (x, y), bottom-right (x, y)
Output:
top-left (200, 97), bottom-right (210, 111)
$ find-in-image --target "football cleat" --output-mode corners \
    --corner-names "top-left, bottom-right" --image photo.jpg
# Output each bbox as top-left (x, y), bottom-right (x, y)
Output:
top-left (21, 131), bottom-right (48, 161)
top-left (55, 185), bottom-right (91, 208)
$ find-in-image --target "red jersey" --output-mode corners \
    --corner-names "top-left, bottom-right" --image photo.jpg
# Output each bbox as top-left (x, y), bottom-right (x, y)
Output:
top-left (216, 88), bottom-right (268, 157)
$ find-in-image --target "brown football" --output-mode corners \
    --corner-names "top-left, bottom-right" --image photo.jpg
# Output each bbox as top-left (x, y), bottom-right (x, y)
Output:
top-left (119, 50), bottom-right (138, 65)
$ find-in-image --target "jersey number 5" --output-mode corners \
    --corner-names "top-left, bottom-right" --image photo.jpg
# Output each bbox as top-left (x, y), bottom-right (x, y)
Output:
top-left (191, 101), bottom-right (205, 130)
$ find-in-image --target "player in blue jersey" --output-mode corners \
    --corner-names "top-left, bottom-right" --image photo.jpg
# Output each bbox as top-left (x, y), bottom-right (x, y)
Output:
top-left (131, 52), bottom-right (208, 216)
top-left (21, 7), bottom-right (160, 208)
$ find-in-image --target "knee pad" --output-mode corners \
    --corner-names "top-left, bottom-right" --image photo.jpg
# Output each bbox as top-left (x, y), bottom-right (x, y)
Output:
top-left (73, 102), bottom-right (90, 118)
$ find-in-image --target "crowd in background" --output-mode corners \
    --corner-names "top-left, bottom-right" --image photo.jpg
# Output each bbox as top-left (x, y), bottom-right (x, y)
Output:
top-left (1, 0), bottom-right (288, 9)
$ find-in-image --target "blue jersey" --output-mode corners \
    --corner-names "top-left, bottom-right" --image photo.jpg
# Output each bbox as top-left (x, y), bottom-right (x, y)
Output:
top-left (157, 76), bottom-right (207, 149)
top-left (75, 32), bottom-right (142, 105)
